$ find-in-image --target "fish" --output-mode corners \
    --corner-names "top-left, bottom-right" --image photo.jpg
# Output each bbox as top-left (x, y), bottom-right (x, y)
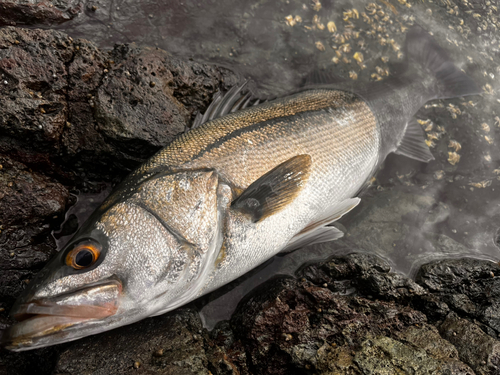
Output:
top-left (2, 26), bottom-right (481, 351)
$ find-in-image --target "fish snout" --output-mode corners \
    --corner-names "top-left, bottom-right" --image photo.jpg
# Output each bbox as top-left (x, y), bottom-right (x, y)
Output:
top-left (3, 278), bottom-right (122, 350)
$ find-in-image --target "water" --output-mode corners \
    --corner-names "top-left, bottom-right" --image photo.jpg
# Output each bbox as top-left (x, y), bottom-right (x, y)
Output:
top-left (51, 0), bottom-right (499, 324)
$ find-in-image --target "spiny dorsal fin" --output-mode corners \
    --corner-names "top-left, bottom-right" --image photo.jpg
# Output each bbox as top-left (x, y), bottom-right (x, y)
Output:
top-left (190, 81), bottom-right (263, 131)
top-left (231, 155), bottom-right (312, 223)
top-left (282, 197), bottom-right (360, 252)
top-left (394, 118), bottom-right (435, 162)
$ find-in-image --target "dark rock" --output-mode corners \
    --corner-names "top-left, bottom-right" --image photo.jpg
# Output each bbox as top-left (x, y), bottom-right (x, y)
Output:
top-left (0, 27), bottom-right (239, 183)
top-left (299, 253), bottom-right (426, 302)
top-left (230, 276), bottom-right (472, 375)
top-left (417, 258), bottom-right (500, 335)
top-left (0, 155), bottom-right (68, 226)
top-left (411, 294), bottom-right (451, 321)
top-left (54, 309), bottom-right (211, 375)
top-left (0, 346), bottom-right (59, 375)
top-left (439, 313), bottom-right (500, 375)
top-left (0, 1), bottom-right (82, 27)
top-left (207, 321), bottom-right (249, 375)
top-left (0, 155), bottom-right (69, 315)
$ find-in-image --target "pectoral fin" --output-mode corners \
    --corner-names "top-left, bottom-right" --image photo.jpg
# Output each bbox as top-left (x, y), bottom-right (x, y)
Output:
top-left (282, 197), bottom-right (360, 252)
top-left (231, 155), bottom-right (312, 222)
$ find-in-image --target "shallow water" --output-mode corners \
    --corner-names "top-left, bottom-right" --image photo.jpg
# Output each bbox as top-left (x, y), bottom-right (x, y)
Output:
top-left (52, 0), bottom-right (500, 325)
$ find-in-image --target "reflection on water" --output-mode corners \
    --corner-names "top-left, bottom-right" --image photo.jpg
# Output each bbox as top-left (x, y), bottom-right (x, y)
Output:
top-left (53, 0), bottom-right (499, 323)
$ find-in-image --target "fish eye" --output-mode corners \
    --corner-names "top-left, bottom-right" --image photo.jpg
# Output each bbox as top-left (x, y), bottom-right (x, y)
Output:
top-left (65, 240), bottom-right (102, 270)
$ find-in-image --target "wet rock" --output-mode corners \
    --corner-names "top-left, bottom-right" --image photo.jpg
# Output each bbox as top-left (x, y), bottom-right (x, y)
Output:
top-left (354, 336), bottom-right (474, 375)
top-left (0, 155), bottom-right (68, 227)
top-left (0, 0), bottom-right (82, 27)
top-left (0, 27), bottom-right (72, 170)
top-left (0, 155), bottom-right (69, 315)
top-left (230, 275), bottom-right (473, 375)
top-left (440, 313), bottom-right (500, 375)
top-left (0, 347), bottom-right (59, 375)
top-left (299, 252), bottom-right (426, 302)
top-left (54, 309), bottom-right (211, 375)
top-left (417, 258), bottom-right (500, 335)
top-left (207, 321), bottom-right (249, 375)
top-left (0, 26), bottom-right (239, 182)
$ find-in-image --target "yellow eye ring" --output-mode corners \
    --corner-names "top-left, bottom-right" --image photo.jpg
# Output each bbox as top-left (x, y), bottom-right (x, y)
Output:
top-left (65, 240), bottom-right (102, 270)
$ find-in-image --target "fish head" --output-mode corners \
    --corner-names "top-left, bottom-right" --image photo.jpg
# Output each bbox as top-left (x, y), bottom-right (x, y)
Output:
top-left (3, 170), bottom-right (230, 351)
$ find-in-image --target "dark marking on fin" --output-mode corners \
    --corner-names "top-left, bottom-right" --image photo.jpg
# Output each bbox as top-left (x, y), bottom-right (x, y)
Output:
top-left (231, 155), bottom-right (312, 222)
top-left (394, 118), bottom-right (434, 162)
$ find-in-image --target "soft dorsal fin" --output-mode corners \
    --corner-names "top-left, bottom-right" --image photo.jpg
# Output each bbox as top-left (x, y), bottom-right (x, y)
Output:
top-left (190, 81), bottom-right (264, 131)
top-left (231, 155), bottom-right (312, 222)
top-left (303, 68), bottom-right (346, 87)
top-left (282, 197), bottom-right (360, 252)
top-left (394, 118), bottom-right (435, 162)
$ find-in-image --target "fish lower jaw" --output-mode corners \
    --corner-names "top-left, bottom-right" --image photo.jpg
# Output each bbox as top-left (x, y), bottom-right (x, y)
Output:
top-left (3, 315), bottom-right (94, 351)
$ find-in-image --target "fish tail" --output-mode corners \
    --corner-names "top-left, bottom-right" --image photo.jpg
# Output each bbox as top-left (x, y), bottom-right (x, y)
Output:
top-left (405, 25), bottom-right (482, 100)
top-left (356, 26), bottom-right (481, 162)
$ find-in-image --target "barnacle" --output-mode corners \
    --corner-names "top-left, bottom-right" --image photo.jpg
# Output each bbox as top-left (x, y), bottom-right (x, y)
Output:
top-left (448, 140), bottom-right (462, 152)
top-left (315, 41), bottom-right (326, 51)
top-left (327, 21), bottom-right (337, 33)
top-left (448, 152), bottom-right (461, 165)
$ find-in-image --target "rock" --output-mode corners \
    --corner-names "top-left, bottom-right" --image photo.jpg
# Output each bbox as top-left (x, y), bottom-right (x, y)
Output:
top-left (439, 313), bottom-right (500, 374)
top-left (0, 0), bottom-right (82, 27)
top-left (230, 275), bottom-right (472, 375)
top-left (0, 155), bottom-right (69, 317)
top-left (0, 347), bottom-right (59, 375)
top-left (354, 336), bottom-right (474, 375)
top-left (0, 155), bottom-right (68, 227)
top-left (299, 253), bottom-right (426, 302)
top-left (416, 258), bottom-right (500, 335)
top-left (0, 26), bottom-right (239, 182)
top-left (54, 309), bottom-right (211, 375)
top-left (207, 321), bottom-right (249, 375)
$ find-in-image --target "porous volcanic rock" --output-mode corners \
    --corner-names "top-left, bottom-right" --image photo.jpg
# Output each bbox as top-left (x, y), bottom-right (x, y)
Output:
top-left (0, 0), bottom-right (82, 27)
top-left (0, 26), bottom-right (239, 183)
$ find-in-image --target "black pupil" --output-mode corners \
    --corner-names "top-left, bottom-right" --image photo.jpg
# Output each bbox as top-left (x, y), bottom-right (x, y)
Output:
top-left (75, 249), bottom-right (94, 267)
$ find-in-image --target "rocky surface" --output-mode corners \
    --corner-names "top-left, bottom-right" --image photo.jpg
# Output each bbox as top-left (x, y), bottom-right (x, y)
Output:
top-left (0, 1), bottom-right (82, 27)
top-left (5, 254), bottom-right (500, 374)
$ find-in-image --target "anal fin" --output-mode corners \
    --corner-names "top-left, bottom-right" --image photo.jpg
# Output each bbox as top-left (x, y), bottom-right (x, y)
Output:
top-left (231, 155), bottom-right (312, 223)
top-left (394, 118), bottom-right (435, 163)
top-left (282, 197), bottom-right (360, 252)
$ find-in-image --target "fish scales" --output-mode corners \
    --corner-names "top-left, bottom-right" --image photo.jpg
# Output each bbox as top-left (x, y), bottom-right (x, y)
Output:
top-left (138, 89), bottom-right (378, 190)
top-left (131, 89), bottom-right (380, 296)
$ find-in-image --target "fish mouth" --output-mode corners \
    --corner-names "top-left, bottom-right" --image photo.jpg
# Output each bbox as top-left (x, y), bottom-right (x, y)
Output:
top-left (2, 279), bottom-right (122, 351)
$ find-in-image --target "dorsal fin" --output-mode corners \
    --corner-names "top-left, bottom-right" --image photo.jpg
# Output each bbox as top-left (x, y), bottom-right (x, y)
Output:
top-left (303, 69), bottom-right (346, 87)
top-left (190, 81), bottom-right (264, 131)
top-left (231, 155), bottom-right (312, 223)
top-left (394, 118), bottom-right (434, 162)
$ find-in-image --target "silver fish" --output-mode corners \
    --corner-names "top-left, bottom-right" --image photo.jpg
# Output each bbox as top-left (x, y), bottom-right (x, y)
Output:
top-left (3, 27), bottom-right (480, 351)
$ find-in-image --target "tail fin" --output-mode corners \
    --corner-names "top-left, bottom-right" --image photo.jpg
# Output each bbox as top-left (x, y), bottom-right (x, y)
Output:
top-left (405, 26), bottom-right (482, 99)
